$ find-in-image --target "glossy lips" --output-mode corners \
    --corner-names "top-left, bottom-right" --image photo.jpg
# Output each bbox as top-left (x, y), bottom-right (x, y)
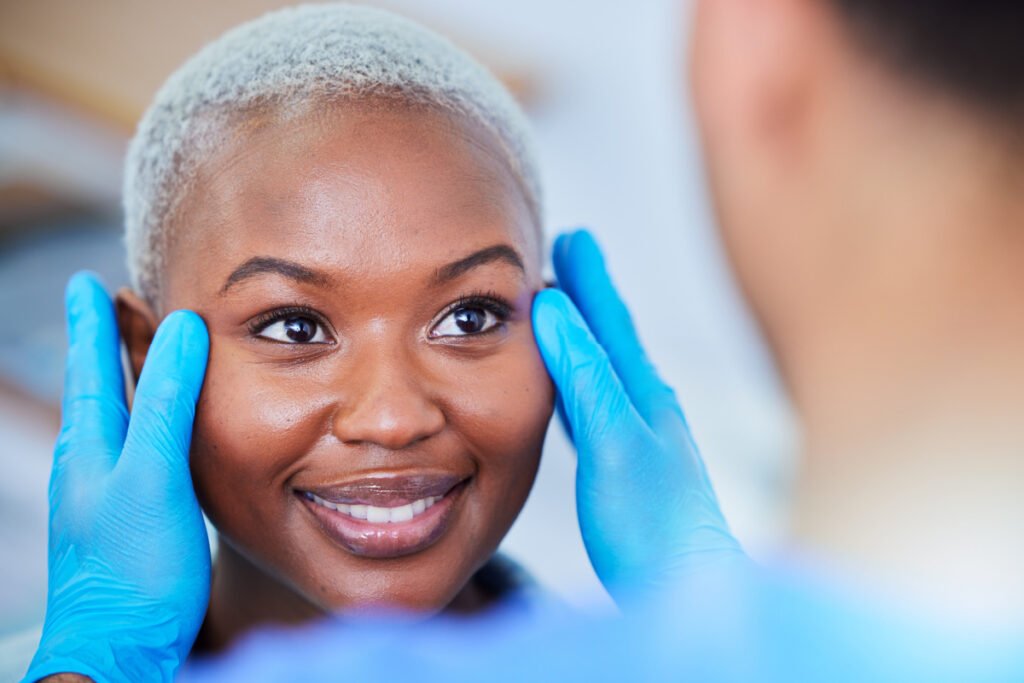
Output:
top-left (296, 473), bottom-right (467, 559)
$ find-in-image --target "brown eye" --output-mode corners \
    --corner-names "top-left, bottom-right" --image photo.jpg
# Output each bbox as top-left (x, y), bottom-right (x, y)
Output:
top-left (258, 316), bottom-right (328, 344)
top-left (283, 317), bottom-right (316, 342)
top-left (454, 307), bottom-right (487, 333)
top-left (432, 305), bottom-right (499, 337)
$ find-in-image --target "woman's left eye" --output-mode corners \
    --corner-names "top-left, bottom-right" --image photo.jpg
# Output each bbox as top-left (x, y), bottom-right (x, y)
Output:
top-left (431, 305), bottom-right (501, 337)
top-left (257, 316), bottom-right (330, 344)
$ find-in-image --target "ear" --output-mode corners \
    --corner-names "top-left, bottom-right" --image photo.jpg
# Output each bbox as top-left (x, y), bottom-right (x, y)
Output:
top-left (689, 0), bottom-right (829, 155)
top-left (115, 287), bottom-right (158, 384)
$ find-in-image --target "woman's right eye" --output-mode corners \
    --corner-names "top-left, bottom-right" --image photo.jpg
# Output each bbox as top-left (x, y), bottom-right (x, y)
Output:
top-left (256, 316), bottom-right (330, 344)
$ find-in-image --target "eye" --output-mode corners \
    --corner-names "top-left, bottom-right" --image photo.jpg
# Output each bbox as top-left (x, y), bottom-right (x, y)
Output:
top-left (256, 315), bottom-right (330, 344)
top-left (431, 305), bottom-right (501, 337)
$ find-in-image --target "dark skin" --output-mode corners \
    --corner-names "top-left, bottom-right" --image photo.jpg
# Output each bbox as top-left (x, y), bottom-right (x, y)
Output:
top-left (115, 100), bottom-right (554, 654)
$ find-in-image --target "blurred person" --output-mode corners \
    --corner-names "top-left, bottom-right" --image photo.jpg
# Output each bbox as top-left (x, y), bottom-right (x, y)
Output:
top-left (690, 0), bottom-right (1024, 618)
top-left (20, 0), bottom-right (1024, 682)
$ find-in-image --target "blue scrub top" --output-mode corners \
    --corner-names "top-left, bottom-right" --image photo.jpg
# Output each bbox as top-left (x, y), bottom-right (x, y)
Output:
top-left (180, 564), bottom-right (1024, 683)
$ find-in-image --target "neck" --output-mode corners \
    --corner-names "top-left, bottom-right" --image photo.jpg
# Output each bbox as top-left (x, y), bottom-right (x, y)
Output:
top-left (785, 94), bottom-right (1024, 624)
top-left (197, 540), bottom-right (322, 655)
top-left (196, 537), bottom-right (492, 655)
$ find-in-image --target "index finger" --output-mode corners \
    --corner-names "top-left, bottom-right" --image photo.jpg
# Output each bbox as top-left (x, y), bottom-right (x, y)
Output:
top-left (117, 309), bottom-right (209, 485)
top-left (532, 289), bottom-right (646, 451)
top-left (55, 272), bottom-right (129, 475)
top-left (552, 230), bottom-right (683, 427)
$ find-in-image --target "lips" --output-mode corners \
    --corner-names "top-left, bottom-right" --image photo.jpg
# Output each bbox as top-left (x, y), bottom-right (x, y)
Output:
top-left (295, 473), bottom-right (469, 559)
top-left (301, 473), bottom-right (464, 507)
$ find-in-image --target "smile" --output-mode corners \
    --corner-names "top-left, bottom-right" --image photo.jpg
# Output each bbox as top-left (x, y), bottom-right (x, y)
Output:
top-left (303, 491), bottom-right (441, 523)
top-left (295, 473), bottom-right (469, 559)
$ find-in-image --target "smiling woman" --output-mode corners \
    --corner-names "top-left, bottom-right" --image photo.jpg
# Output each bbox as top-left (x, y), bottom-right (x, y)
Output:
top-left (111, 5), bottom-right (554, 656)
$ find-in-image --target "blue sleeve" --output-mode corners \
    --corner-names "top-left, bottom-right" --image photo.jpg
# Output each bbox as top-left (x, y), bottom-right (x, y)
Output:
top-left (180, 566), bottom-right (1024, 683)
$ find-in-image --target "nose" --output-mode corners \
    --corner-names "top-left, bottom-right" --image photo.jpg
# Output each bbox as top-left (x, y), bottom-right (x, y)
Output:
top-left (330, 343), bottom-right (446, 450)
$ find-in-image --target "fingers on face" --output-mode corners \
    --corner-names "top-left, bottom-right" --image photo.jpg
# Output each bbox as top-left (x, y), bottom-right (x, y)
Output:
top-left (532, 288), bottom-right (642, 448)
top-left (57, 273), bottom-right (210, 493)
top-left (551, 230), bottom-right (682, 426)
top-left (119, 310), bottom-right (209, 481)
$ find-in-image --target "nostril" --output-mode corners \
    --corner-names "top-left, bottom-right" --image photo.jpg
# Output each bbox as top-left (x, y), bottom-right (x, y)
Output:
top-left (331, 392), bottom-right (445, 449)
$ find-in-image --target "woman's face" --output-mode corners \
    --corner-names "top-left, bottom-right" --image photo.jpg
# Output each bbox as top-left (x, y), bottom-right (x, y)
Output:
top-left (145, 103), bottom-right (553, 613)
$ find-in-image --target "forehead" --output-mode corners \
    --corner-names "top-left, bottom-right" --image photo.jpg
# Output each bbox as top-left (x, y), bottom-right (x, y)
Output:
top-left (165, 100), bottom-right (539, 299)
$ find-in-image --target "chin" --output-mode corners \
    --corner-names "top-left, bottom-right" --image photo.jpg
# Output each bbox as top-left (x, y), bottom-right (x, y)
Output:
top-left (307, 561), bottom-right (478, 618)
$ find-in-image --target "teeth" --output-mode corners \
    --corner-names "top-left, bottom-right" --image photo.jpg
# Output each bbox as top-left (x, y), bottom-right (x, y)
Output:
top-left (390, 503), bottom-right (414, 523)
top-left (310, 493), bottom-right (337, 511)
top-left (306, 494), bottom-right (442, 523)
top-left (366, 505), bottom-right (389, 523)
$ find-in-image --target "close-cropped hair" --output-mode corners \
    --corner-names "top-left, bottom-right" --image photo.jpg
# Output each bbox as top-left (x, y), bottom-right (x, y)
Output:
top-left (831, 1), bottom-right (1024, 122)
top-left (123, 3), bottom-right (542, 305)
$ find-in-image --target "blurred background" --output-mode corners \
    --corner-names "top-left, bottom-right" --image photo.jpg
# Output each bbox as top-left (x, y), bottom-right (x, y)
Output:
top-left (0, 0), bottom-right (795, 636)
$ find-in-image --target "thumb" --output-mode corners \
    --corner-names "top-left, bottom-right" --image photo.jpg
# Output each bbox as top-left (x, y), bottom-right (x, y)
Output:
top-left (118, 310), bottom-right (209, 489)
top-left (532, 289), bottom-right (644, 452)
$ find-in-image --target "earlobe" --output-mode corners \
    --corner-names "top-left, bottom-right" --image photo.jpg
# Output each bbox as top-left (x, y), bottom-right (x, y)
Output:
top-left (115, 287), bottom-right (158, 384)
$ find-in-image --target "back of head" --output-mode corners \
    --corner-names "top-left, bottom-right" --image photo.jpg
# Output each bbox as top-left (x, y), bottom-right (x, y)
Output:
top-left (124, 3), bottom-right (541, 305)
top-left (830, 1), bottom-right (1024, 129)
top-left (689, 0), bottom-right (1024, 459)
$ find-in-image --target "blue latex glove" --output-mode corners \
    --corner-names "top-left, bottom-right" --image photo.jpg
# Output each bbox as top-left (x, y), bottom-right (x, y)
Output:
top-left (24, 273), bottom-right (210, 683)
top-left (532, 229), bottom-right (746, 600)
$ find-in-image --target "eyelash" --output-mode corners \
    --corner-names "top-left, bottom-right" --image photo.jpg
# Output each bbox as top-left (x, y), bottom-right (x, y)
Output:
top-left (246, 292), bottom-right (514, 342)
top-left (247, 305), bottom-right (332, 339)
top-left (430, 291), bottom-right (513, 338)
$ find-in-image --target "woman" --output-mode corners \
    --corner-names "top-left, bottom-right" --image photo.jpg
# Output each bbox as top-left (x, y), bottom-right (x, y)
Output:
top-left (21, 4), bottom-right (554, 679)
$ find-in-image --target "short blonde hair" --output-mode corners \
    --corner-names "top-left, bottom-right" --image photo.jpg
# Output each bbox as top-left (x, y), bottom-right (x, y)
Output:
top-left (124, 3), bottom-right (542, 303)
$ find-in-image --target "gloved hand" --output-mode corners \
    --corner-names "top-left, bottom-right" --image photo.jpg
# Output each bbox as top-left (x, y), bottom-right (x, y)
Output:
top-left (24, 273), bottom-right (210, 683)
top-left (532, 230), bottom-right (746, 601)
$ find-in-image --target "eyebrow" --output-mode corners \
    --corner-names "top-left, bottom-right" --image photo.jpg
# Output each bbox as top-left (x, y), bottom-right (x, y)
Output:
top-left (219, 244), bottom-right (525, 295)
top-left (433, 244), bottom-right (524, 285)
top-left (220, 256), bottom-right (331, 294)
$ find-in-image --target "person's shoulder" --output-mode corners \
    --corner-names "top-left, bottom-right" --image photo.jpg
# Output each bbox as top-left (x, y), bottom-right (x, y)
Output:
top-left (0, 623), bottom-right (42, 683)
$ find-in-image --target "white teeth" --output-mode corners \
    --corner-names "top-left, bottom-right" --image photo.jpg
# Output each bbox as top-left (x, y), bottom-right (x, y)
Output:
top-left (311, 493), bottom-right (337, 511)
top-left (390, 503), bottom-right (414, 523)
top-left (366, 505), bottom-right (389, 523)
top-left (306, 493), bottom-right (442, 523)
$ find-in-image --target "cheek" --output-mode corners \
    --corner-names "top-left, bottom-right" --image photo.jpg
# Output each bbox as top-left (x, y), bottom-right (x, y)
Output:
top-left (189, 345), bottom-right (326, 528)
top-left (444, 333), bottom-right (554, 516)
top-left (454, 343), bottom-right (552, 445)
top-left (711, 151), bottom-right (784, 333)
